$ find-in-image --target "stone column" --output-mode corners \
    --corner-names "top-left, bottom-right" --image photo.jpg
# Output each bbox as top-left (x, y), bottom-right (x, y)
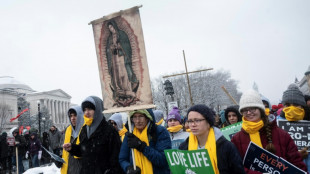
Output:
top-left (51, 100), bottom-right (55, 124)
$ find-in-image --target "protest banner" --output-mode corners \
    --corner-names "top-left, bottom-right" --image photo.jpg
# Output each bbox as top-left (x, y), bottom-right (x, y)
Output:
top-left (244, 142), bottom-right (306, 174)
top-left (277, 120), bottom-right (310, 151)
top-left (89, 6), bottom-right (155, 113)
top-left (164, 149), bottom-right (215, 174)
top-left (7, 137), bottom-right (15, 146)
top-left (220, 121), bottom-right (242, 141)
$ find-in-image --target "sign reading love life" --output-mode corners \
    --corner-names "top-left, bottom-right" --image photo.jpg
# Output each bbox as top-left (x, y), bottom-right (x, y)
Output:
top-left (164, 149), bottom-right (215, 174)
top-left (244, 142), bottom-right (306, 174)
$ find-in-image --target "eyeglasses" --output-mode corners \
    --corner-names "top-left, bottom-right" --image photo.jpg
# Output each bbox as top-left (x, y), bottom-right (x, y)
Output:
top-left (241, 107), bottom-right (257, 115)
top-left (131, 116), bottom-right (145, 121)
top-left (186, 119), bottom-right (206, 126)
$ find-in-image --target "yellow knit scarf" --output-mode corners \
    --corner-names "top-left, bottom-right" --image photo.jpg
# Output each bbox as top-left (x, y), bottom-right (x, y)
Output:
top-left (133, 127), bottom-right (153, 174)
top-left (61, 125), bottom-right (72, 174)
top-left (242, 117), bottom-right (264, 148)
top-left (283, 106), bottom-right (305, 121)
top-left (186, 129), bottom-right (191, 132)
top-left (83, 115), bottom-right (93, 126)
top-left (188, 127), bottom-right (219, 174)
top-left (167, 125), bottom-right (183, 133)
top-left (119, 124), bottom-right (128, 142)
top-left (156, 118), bottom-right (163, 125)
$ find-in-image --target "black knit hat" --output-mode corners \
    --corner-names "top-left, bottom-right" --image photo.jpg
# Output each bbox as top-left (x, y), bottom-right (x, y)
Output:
top-left (282, 83), bottom-right (306, 107)
top-left (82, 101), bottom-right (96, 112)
top-left (187, 104), bottom-right (215, 127)
top-left (224, 105), bottom-right (242, 122)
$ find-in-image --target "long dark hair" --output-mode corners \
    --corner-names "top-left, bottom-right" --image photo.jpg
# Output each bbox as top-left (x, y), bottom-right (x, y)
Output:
top-left (259, 109), bottom-right (276, 153)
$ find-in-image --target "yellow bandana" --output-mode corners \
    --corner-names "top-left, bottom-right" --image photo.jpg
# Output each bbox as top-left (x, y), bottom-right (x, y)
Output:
top-left (283, 106), bottom-right (305, 121)
top-left (119, 124), bottom-right (128, 142)
top-left (265, 108), bottom-right (270, 116)
top-left (83, 115), bottom-right (93, 126)
top-left (133, 127), bottom-right (153, 174)
top-left (167, 125), bottom-right (183, 133)
top-left (156, 118), bottom-right (163, 126)
top-left (61, 125), bottom-right (72, 174)
top-left (188, 127), bottom-right (219, 174)
top-left (242, 117), bottom-right (264, 148)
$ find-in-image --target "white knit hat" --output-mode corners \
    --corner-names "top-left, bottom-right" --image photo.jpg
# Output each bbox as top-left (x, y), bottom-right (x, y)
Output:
top-left (239, 89), bottom-right (265, 113)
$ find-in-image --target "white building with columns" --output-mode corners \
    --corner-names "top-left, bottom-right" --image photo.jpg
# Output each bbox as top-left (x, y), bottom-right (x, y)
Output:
top-left (0, 76), bottom-right (72, 132)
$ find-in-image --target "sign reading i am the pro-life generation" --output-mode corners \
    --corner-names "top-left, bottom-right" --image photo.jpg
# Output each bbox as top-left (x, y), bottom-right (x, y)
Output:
top-left (277, 120), bottom-right (310, 152)
top-left (164, 149), bottom-right (215, 174)
top-left (243, 142), bottom-right (306, 174)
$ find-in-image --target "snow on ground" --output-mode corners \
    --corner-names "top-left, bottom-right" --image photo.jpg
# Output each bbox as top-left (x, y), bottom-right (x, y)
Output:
top-left (23, 163), bottom-right (60, 174)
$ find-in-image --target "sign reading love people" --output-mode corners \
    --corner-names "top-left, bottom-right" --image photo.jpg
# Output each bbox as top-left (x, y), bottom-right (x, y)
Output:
top-left (164, 149), bottom-right (215, 174)
top-left (244, 142), bottom-right (306, 174)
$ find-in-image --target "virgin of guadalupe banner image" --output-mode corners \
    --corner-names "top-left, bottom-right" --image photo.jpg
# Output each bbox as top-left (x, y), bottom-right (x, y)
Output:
top-left (90, 6), bottom-right (154, 113)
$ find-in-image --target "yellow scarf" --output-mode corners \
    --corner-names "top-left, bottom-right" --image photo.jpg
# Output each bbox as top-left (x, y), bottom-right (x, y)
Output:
top-left (61, 125), bottom-right (72, 174)
top-left (167, 125), bottom-right (183, 133)
top-left (156, 118), bottom-right (163, 126)
top-left (242, 117), bottom-right (264, 148)
top-left (83, 115), bottom-right (93, 126)
top-left (186, 129), bottom-right (191, 132)
top-left (265, 108), bottom-right (270, 116)
top-left (283, 106), bottom-right (305, 121)
top-left (119, 125), bottom-right (128, 142)
top-left (188, 127), bottom-right (219, 174)
top-left (133, 127), bottom-right (153, 174)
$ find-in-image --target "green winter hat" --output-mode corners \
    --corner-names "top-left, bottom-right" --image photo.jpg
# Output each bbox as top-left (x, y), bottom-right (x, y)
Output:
top-left (129, 109), bottom-right (153, 121)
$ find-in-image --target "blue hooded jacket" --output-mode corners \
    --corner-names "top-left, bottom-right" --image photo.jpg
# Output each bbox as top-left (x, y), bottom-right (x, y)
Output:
top-left (119, 109), bottom-right (171, 174)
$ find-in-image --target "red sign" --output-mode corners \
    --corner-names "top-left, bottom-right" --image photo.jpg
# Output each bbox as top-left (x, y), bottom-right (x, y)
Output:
top-left (7, 137), bottom-right (15, 146)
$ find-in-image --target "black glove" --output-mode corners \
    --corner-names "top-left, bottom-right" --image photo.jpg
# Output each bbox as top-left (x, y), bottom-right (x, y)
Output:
top-left (126, 166), bottom-right (141, 174)
top-left (54, 160), bottom-right (63, 168)
top-left (127, 133), bottom-right (147, 152)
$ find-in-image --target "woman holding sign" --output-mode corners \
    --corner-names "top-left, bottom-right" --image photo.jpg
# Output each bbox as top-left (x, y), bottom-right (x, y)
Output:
top-left (179, 104), bottom-right (245, 174)
top-left (231, 89), bottom-right (307, 173)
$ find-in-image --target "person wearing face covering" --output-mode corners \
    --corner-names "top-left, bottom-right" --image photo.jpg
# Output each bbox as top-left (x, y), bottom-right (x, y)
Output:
top-left (57, 106), bottom-right (84, 174)
top-left (231, 89), bottom-right (307, 173)
top-left (276, 84), bottom-right (310, 173)
top-left (108, 113), bottom-right (128, 142)
top-left (63, 96), bottom-right (123, 174)
top-left (153, 110), bottom-right (164, 126)
top-left (261, 95), bottom-right (271, 116)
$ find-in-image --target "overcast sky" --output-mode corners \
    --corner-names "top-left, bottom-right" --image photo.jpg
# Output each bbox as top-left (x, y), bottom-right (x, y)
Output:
top-left (1, 0), bottom-right (309, 105)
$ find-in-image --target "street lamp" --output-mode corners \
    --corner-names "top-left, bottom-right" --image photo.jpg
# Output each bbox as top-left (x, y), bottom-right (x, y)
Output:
top-left (37, 100), bottom-right (41, 137)
top-left (163, 80), bottom-right (175, 101)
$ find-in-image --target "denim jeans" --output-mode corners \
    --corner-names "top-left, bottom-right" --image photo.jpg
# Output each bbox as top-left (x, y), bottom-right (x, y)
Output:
top-left (31, 154), bottom-right (39, 168)
top-left (12, 155), bottom-right (24, 173)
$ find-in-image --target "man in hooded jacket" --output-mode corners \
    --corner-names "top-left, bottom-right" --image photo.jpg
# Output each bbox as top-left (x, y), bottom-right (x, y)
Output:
top-left (58, 106), bottom-right (84, 174)
top-left (63, 96), bottom-right (123, 174)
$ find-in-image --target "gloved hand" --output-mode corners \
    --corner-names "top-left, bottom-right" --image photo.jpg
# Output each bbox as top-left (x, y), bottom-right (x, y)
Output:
top-left (54, 160), bottom-right (63, 168)
top-left (127, 133), bottom-right (146, 152)
top-left (38, 151), bottom-right (42, 160)
top-left (15, 141), bottom-right (20, 147)
top-left (299, 147), bottom-right (308, 159)
top-left (25, 151), bottom-right (29, 159)
top-left (126, 166), bottom-right (141, 174)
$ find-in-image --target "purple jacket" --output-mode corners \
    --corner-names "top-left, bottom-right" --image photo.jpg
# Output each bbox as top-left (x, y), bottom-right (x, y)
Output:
top-left (28, 136), bottom-right (42, 155)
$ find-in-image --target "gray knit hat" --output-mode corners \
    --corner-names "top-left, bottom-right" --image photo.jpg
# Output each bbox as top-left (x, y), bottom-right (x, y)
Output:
top-left (282, 83), bottom-right (306, 107)
top-left (239, 89), bottom-right (265, 113)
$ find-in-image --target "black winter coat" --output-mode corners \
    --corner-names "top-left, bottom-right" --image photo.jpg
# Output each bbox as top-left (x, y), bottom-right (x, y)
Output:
top-left (69, 119), bottom-right (124, 174)
top-left (179, 136), bottom-right (245, 174)
top-left (0, 135), bottom-right (9, 158)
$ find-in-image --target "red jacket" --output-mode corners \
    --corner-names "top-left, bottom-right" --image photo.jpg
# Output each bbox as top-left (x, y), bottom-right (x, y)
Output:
top-left (231, 120), bottom-right (307, 174)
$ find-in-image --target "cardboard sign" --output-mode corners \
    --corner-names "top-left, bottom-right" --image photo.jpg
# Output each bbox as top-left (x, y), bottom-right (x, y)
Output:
top-left (7, 137), bottom-right (15, 146)
top-left (244, 142), bottom-right (306, 174)
top-left (220, 122), bottom-right (242, 141)
top-left (164, 149), bottom-right (215, 174)
top-left (277, 120), bottom-right (310, 151)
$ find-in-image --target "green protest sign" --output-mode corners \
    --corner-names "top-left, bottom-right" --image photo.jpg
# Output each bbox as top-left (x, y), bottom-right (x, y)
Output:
top-left (220, 121), bottom-right (242, 141)
top-left (164, 149), bottom-right (215, 174)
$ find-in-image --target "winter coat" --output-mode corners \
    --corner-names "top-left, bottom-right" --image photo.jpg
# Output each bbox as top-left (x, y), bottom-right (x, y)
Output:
top-left (48, 128), bottom-right (62, 150)
top-left (179, 127), bottom-right (246, 174)
top-left (119, 109), bottom-right (171, 174)
top-left (0, 134), bottom-right (9, 158)
top-left (231, 119), bottom-right (307, 173)
top-left (28, 135), bottom-right (42, 155)
top-left (42, 132), bottom-right (50, 158)
top-left (12, 134), bottom-right (26, 156)
top-left (69, 96), bottom-right (123, 174)
top-left (169, 129), bottom-right (189, 149)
